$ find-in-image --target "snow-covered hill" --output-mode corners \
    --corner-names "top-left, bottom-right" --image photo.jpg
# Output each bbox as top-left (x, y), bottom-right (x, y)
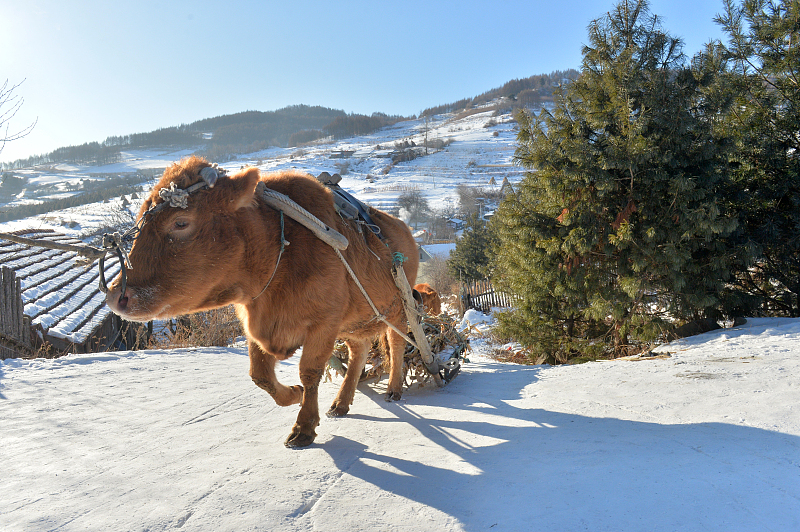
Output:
top-left (1, 107), bottom-right (522, 355)
top-left (1, 315), bottom-right (798, 531)
top-left (0, 107), bottom-right (523, 238)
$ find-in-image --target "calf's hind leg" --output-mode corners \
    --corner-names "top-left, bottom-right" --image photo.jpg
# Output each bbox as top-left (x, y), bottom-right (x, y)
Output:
top-left (327, 338), bottom-right (370, 417)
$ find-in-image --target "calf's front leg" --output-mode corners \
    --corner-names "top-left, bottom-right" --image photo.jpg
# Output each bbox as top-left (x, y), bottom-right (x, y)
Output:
top-left (248, 340), bottom-right (303, 406)
top-left (284, 332), bottom-right (337, 448)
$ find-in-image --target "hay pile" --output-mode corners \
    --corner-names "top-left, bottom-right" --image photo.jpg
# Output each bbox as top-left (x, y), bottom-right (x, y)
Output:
top-left (327, 312), bottom-right (469, 388)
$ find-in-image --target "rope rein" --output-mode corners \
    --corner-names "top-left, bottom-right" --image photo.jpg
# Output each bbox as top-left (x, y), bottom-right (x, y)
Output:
top-left (252, 210), bottom-right (289, 301)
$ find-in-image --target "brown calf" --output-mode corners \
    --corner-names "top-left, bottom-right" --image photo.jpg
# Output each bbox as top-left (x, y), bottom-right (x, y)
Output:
top-left (413, 283), bottom-right (442, 316)
top-left (105, 156), bottom-right (419, 447)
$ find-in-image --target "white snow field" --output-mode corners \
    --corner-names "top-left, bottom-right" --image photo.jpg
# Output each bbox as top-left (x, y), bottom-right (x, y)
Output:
top-left (1, 317), bottom-right (798, 531)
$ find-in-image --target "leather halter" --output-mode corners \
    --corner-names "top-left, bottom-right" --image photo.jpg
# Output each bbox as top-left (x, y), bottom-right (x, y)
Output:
top-left (98, 165), bottom-right (224, 299)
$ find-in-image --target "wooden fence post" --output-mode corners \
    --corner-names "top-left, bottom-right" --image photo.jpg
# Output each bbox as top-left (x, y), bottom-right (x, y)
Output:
top-left (1, 267), bottom-right (32, 359)
top-left (460, 278), bottom-right (512, 314)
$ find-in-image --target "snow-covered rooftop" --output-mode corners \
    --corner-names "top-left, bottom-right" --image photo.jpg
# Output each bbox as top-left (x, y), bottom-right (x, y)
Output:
top-left (0, 229), bottom-right (121, 343)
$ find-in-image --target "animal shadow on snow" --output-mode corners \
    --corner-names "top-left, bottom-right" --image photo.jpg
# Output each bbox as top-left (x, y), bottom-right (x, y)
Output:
top-left (322, 362), bottom-right (800, 531)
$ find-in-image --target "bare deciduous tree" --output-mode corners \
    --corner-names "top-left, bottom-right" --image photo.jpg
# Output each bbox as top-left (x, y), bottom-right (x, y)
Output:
top-left (0, 79), bottom-right (37, 156)
top-left (397, 190), bottom-right (430, 229)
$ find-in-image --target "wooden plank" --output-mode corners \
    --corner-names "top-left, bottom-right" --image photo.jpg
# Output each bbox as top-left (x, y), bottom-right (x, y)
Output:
top-left (0, 267), bottom-right (33, 359)
top-left (1, 267), bottom-right (11, 338)
top-left (14, 277), bottom-right (25, 344)
top-left (391, 262), bottom-right (444, 388)
top-left (10, 272), bottom-right (18, 339)
top-left (0, 231), bottom-right (105, 261)
top-left (23, 316), bottom-right (31, 348)
top-left (0, 274), bottom-right (6, 335)
top-left (10, 273), bottom-right (18, 339)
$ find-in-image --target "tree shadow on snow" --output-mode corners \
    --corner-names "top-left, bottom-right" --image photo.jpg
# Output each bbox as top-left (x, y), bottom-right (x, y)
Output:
top-left (322, 363), bottom-right (800, 531)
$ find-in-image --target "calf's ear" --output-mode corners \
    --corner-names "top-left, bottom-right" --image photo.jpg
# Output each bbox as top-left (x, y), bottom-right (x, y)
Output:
top-left (226, 167), bottom-right (261, 211)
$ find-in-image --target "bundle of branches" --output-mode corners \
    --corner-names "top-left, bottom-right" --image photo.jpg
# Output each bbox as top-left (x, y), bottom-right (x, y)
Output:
top-left (327, 313), bottom-right (469, 387)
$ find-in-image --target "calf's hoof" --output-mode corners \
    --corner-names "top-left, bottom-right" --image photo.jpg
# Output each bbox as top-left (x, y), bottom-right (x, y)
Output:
top-left (384, 391), bottom-right (402, 402)
top-left (284, 429), bottom-right (316, 448)
top-left (326, 401), bottom-right (350, 418)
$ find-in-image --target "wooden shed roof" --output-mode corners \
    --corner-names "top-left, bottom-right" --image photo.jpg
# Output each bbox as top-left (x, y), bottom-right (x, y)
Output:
top-left (0, 229), bottom-right (121, 344)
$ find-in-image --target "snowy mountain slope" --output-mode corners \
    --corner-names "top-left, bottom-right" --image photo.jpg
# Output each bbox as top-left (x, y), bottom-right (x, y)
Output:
top-left (1, 107), bottom-right (520, 366)
top-left (1, 107), bottom-right (523, 235)
top-left (1, 316), bottom-right (798, 531)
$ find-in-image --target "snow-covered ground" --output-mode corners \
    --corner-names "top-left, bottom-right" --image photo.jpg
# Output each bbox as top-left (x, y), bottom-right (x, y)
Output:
top-left (2, 315), bottom-right (798, 531)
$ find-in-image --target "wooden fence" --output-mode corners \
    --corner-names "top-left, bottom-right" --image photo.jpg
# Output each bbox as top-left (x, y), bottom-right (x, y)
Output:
top-left (460, 279), bottom-right (513, 314)
top-left (1, 267), bottom-right (32, 359)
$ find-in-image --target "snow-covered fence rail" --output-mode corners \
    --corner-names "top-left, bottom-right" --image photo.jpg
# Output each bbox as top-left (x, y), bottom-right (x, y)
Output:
top-left (460, 279), bottom-right (512, 314)
top-left (1, 266), bottom-right (32, 359)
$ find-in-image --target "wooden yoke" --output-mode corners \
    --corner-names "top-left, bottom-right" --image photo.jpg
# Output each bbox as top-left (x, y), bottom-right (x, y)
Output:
top-left (391, 260), bottom-right (445, 388)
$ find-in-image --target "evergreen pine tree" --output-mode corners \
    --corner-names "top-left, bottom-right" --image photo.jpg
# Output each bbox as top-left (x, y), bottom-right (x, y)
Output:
top-left (492, 0), bottom-right (736, 361)
top-left (448, 214), bottom-right (498, 282)
top-left (711, 0), bottom-right (800, 316)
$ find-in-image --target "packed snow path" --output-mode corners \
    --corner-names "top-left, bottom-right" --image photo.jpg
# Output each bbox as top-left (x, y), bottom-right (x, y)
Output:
top-left (1, 318), bottom-right (798, 531)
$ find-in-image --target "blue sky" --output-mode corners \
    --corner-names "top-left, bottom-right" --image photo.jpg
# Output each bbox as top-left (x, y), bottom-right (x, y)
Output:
top-left (1, 0), bottom-right (727, 164)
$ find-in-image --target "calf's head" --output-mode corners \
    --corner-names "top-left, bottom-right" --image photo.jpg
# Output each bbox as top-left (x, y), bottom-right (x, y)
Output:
top-left (105, 156), bottom-right (260, 322)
